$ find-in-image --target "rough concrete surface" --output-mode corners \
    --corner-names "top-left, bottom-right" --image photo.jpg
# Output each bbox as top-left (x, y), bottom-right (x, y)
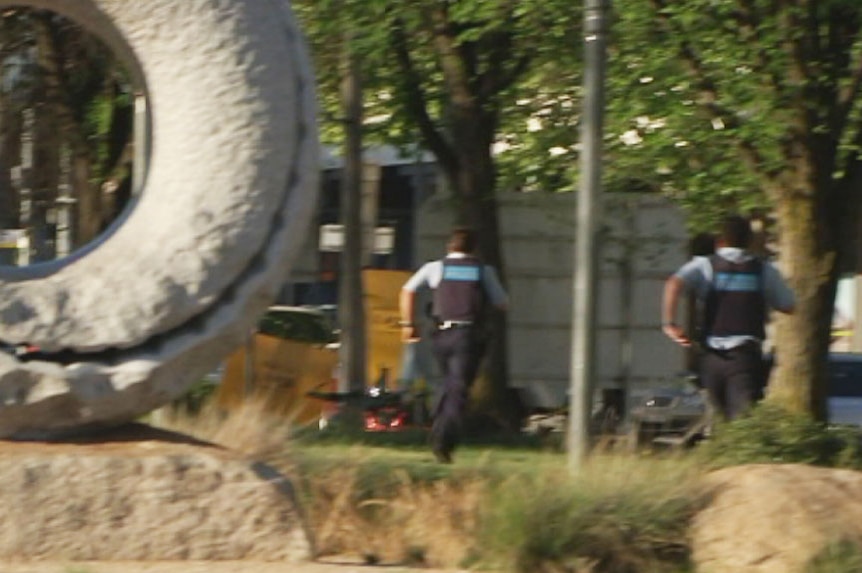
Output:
top-left (692, 463), bottom-right (862, 573)
top-left (0, 426), bottom-right (311, 563)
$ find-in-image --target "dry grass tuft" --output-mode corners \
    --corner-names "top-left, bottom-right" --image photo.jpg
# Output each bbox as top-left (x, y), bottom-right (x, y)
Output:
top-left (154, 398), bottom-right (705, 571)
top-left (153, 395), bottom-right (294, 461)
top-left (302, 466), bottom-right (484, 568)
top-left (153, 397), bottom-right (485, 567)
top-left (480, 452), bottom-right (705, 573)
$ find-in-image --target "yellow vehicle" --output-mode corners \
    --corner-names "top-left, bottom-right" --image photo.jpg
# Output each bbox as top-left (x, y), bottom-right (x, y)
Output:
top-left (363, 269), bottom-right (412, 389)
top-left (215, 269), bottom-right (415, 428)
top-left (215, 305), bottom-right (339, 426)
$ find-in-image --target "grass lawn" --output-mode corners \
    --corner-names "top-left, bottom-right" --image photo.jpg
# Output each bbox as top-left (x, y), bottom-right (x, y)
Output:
top-left (160, 401), bottom-right (702, 572)
top-left (157, 398), bottom-right (862, 573)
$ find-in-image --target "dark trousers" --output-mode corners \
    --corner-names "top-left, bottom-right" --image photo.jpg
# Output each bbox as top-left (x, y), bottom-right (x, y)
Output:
top-left (700, 343), bottom-right (766, 421)
top-left (430, 326), bottom-right (484, 455)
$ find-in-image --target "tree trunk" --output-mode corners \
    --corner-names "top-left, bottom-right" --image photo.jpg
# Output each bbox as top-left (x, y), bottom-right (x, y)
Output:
top-left (33, 14), bottom-right (101, 249)
top-left (0, 101), bottom-right (22, 265)
top-left (767, 193), bottom-right (840, 421)
top-left (73, 153), bottom-right (99, 247)
top-left (443, 116), bottom-right (523, 431)
top-left (0, 104), bottom-right (21, 231)
top-left (30, 102), bottom-right (61, 262)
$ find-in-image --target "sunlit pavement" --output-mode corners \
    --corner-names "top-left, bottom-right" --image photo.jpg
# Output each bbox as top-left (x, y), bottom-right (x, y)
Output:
top-left (0, 557), bottom-right (470, 573)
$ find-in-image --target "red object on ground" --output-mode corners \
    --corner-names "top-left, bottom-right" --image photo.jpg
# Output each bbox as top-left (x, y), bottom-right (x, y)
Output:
top-left (364, 408), bottom-right (409, 432)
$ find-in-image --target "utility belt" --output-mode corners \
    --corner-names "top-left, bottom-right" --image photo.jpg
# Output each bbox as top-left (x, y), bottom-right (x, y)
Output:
top-left (704, 339), bottom-right (762, 357)
top-left (437, 320), bottom-right (474, 330)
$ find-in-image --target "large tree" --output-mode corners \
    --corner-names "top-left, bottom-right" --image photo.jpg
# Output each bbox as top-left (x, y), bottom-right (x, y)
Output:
top-left (602, 0), bottom-right (862, 419)
top-left (296, 0), bottom-right (862, 425)
top-left (394, 1), bottom-right (862, 421)
top-left (295, 0), bottom-right (578, 428)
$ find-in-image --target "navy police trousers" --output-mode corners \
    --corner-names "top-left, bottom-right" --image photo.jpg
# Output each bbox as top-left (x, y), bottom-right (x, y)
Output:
top-left (430, 326), bottom-right (484, 457)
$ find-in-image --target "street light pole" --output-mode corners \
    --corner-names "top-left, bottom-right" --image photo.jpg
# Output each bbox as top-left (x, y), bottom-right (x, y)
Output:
top-left (568, 0), bottom-right (609, 474)
top-left (338, 33), bottom-right (368, 425)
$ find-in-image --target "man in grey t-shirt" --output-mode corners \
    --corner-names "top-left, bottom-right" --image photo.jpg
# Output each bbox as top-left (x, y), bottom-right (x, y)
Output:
top-left (399, 228), bottom-right (508, 462)
top-left (662, 215), bottom-right (794, 420)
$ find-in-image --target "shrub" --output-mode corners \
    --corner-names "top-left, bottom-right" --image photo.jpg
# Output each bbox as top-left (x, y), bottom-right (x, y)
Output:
top-left (171, 376), bottom-right (220, 414)
top-left (156, 394), bottom-right (293, 460)
top-left (477, 455), bottom-right (704, 573)
top-left (807, 539), bottom-right (862, 573)
top-left (697, 403), bottom-right (862, 469)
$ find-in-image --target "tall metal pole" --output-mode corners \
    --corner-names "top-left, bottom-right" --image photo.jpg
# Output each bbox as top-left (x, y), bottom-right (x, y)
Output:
top-left (338, 35), bottom-right (368, 410)
top-left (568, 0), bottom-right (609, 474)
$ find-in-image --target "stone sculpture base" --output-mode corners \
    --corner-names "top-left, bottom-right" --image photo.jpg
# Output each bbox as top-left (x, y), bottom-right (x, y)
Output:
top-left (0, 425), bottom-right (312, 562)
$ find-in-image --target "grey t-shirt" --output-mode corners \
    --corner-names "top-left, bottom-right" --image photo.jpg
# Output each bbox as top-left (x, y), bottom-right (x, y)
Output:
top-left (674, 247), bottom-right (794, 349)
top-left (403, 253), bottom-right (509, 307)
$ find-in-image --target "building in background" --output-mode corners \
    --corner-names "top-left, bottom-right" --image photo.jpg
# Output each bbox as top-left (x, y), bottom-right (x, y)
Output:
top-left (277, 145), bottom-right (436, 307)
top-left (833, 275), bottom-right (859, 352)
top-left (277, 145), bottom-right (862, 414)
top-left (415, 191), bottom-right (690, 414)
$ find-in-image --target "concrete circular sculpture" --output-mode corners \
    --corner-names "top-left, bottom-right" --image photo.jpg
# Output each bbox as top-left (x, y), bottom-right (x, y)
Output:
top-left (0, 0), bottom-right (319, 438)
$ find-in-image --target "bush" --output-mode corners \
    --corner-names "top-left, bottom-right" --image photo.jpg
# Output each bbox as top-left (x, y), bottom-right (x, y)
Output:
top-left (807, 539), bottom-right (862, 573)
top-left (188, 377), bottom-right (221, 411)
top-left (698, 403), bottom-right (862, 469)
top-left (477, 456), bottom-right (704, 573)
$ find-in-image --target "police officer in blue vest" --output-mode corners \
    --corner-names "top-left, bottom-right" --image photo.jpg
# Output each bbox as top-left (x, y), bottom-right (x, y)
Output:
top-left (662, 215), bottom-right (795, 420)
top-left (400, 227), bottom-right (508, 463)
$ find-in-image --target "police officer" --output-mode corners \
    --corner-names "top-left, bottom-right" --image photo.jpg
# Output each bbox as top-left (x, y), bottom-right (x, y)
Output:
top-left (399, 227), bottom-right (508, 463)
top-left (661, 215), bottom-right (795, 420)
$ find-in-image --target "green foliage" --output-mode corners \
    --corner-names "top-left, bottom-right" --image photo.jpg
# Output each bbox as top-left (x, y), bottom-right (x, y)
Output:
top-left (294, 0), bottom-right (862, 419)
top-left (256, 308), bottom-right (336, 344)
top-left (0, 9), bottom-right (135, 224)
top-left (698, 404), bottom-right (862, 469)
top-left (230, 419), bottom-right (862, 572)
top-left (172, 376), bottom-right (220, 415)
top-left (477, 456), bottom-right (703, 573)
top-left (807, 539), bottom-right (862, 573)
top-left (600, 0), bottom-right (862, 231)
top-left (293, 430), bottom-right (555, 483)
top-left (294, 0), bottom-right (581, 158)
top-left (601, 0), bottom-right (783, 228)
top-left (294, 0), bottom-right (862, 231)
top-left (294, 445), bottom-right (454, 500)
top-left (291, 443), bottom-right (704, 572)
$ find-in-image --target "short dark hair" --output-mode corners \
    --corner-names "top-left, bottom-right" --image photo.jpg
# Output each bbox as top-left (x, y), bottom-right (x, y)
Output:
top-left (689, 232), bottom-right (716, 257)
top-left (447, 227), bottom-right (477, 254)
top-left (720, 215), bottom-right (753, 248)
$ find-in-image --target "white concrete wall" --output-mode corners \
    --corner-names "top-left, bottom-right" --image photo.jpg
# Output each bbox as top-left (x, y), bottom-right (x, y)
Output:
top-left (416, 191), bottom-right (691, 411)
